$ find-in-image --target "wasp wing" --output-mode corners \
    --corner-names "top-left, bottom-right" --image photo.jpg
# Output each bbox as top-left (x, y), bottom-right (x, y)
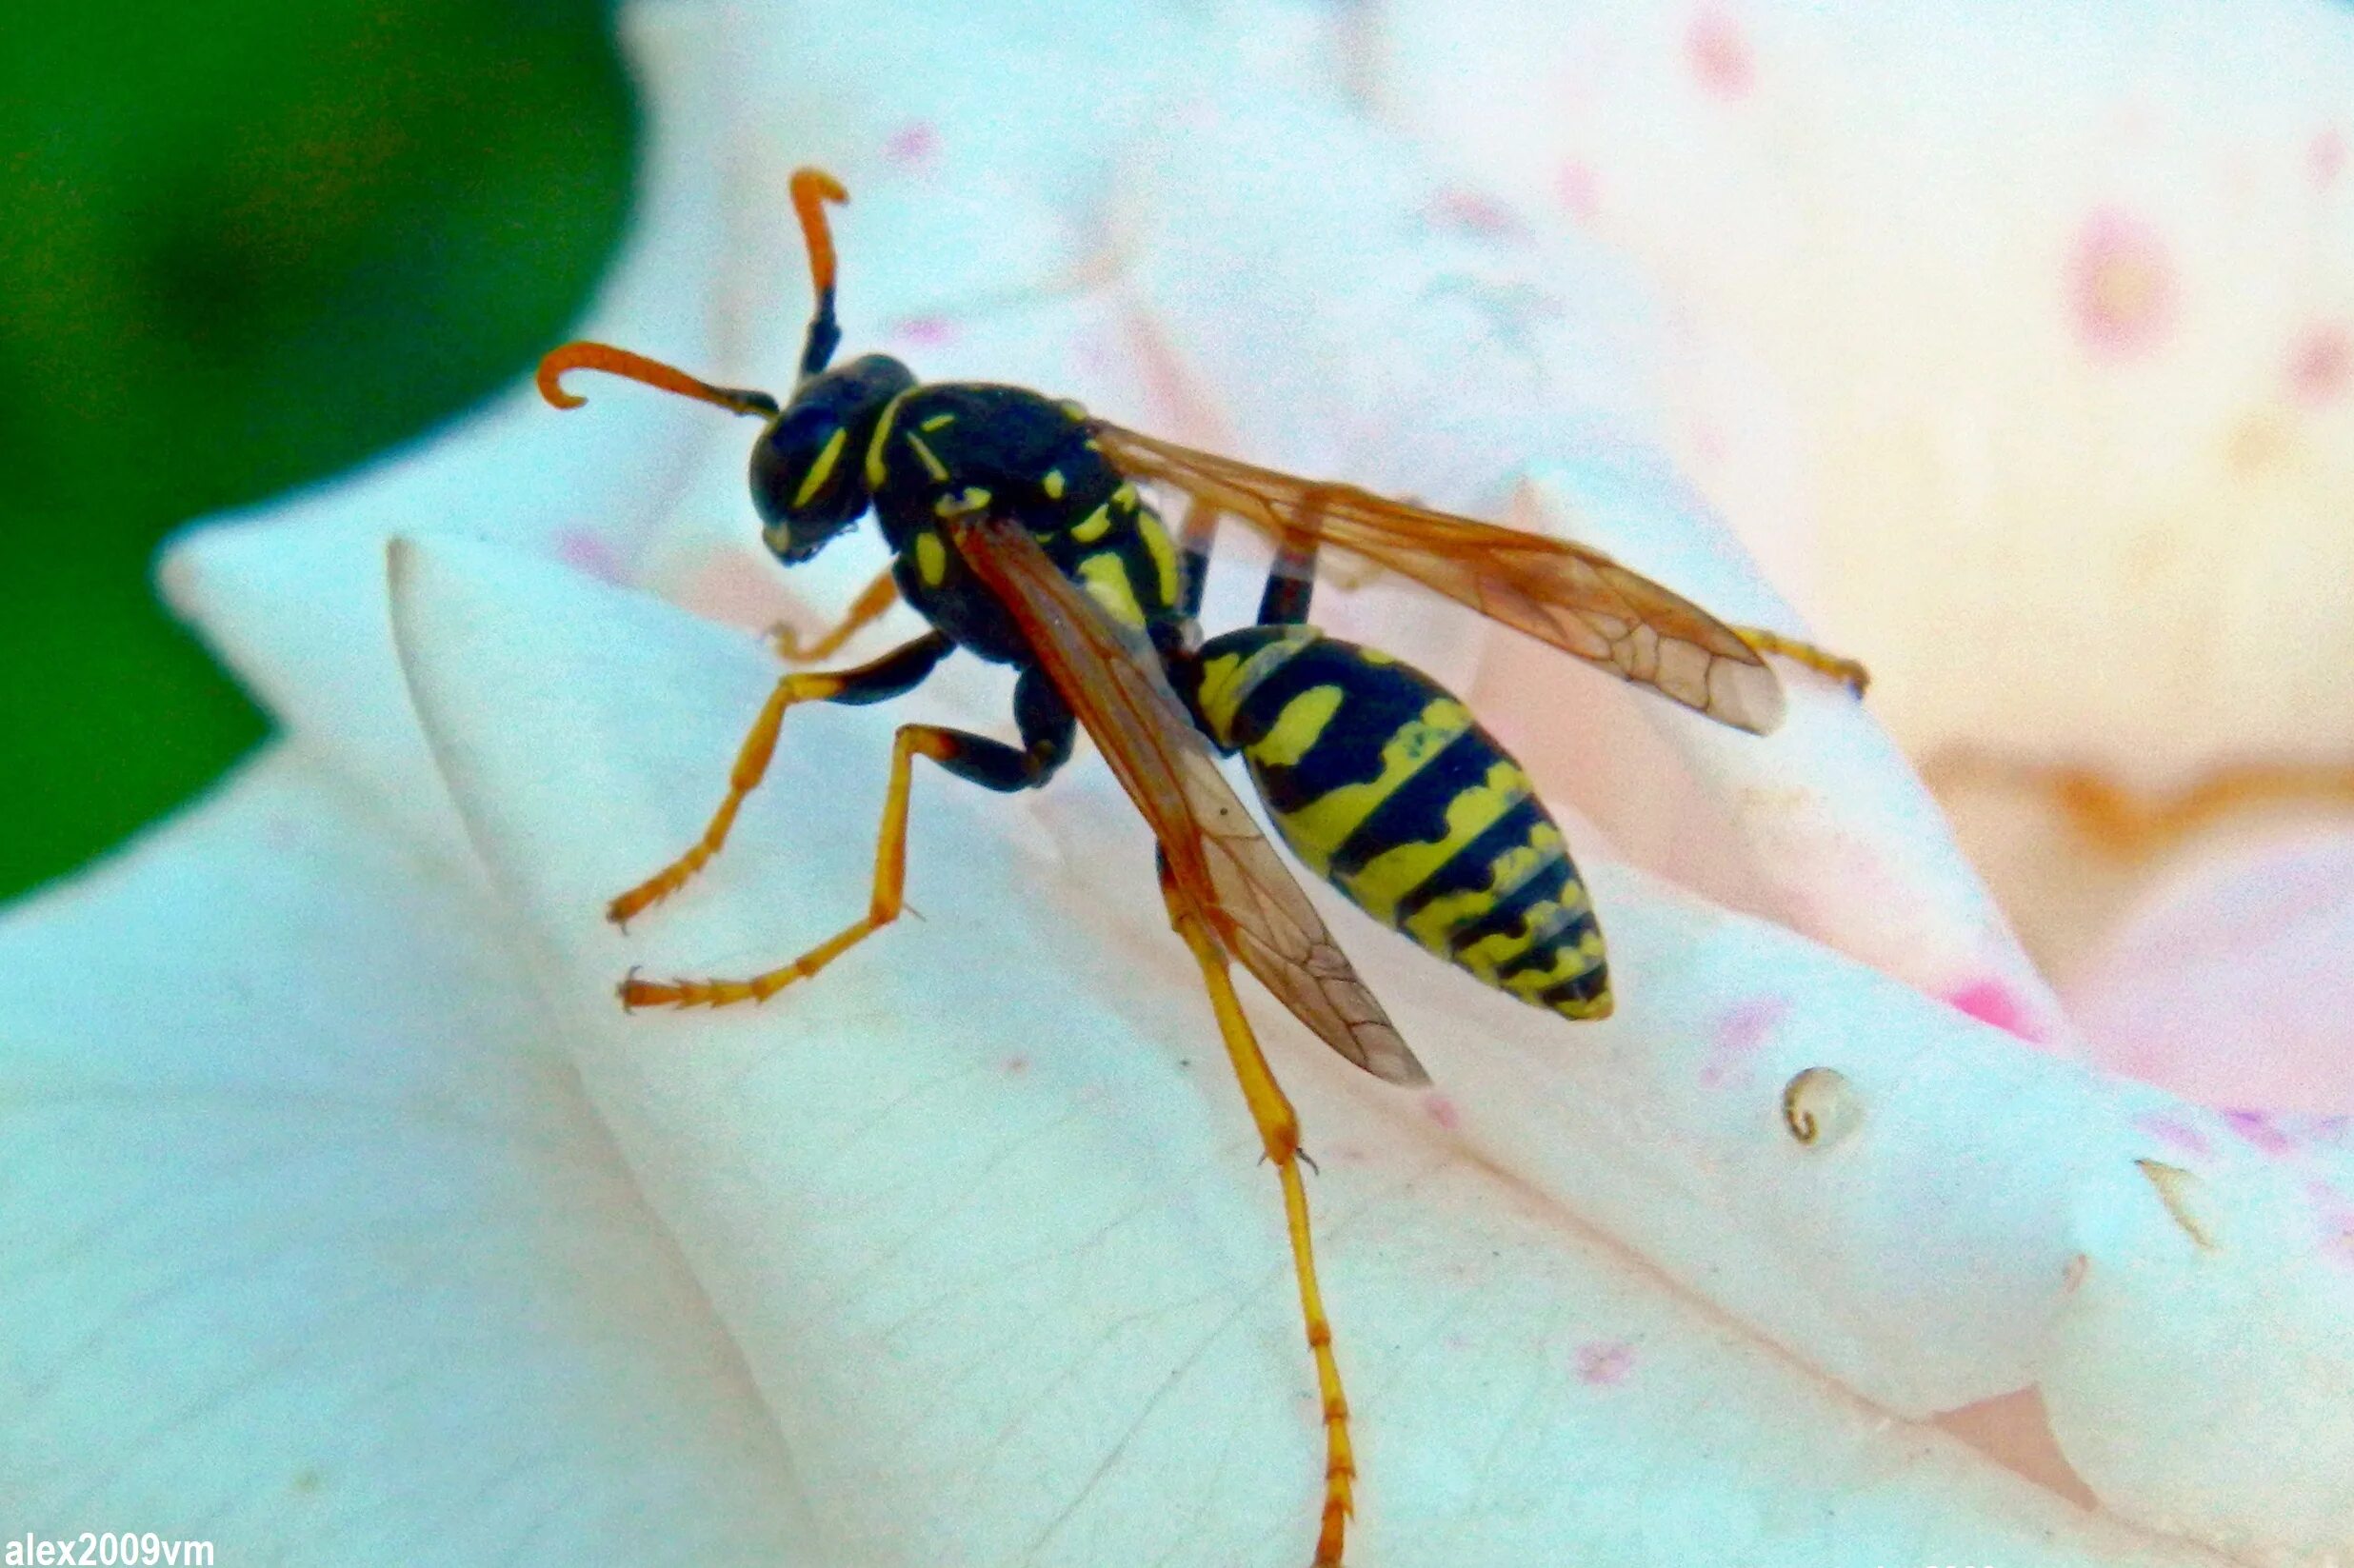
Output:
top-left (945, 514), bottom-right (1426, 1087)
top-left (1090, 421), bottom-right (1786, 735)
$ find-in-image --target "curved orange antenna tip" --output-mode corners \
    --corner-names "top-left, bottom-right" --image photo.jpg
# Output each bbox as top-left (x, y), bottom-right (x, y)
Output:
top-left (535, 341), bottom-right (778, 419)
top-left (790, 167), bottom-right (849, 295)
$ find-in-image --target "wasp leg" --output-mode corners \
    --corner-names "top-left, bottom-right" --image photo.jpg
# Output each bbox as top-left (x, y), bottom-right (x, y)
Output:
top-left (1176, 496), bottom-right (1222, 621)
top-left (768, 566), bottom-right (901, 664)
top-left (621, 669), bottom-right (1074, 1008)
top-left (608, 630), bottom-right (954, 927)
top-left (1156, 850), bottom-right (1355, 1568)
top-left (1256, 488), bottom-right (1339, 628)
top-left (1730, 625), bottom-right (1870, 697)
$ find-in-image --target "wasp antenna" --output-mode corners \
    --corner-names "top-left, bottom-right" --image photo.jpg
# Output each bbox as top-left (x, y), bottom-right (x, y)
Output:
top-left (536, 342), bottom-right (780, 419)
top-left (790, 167), bottom-right (850, 382)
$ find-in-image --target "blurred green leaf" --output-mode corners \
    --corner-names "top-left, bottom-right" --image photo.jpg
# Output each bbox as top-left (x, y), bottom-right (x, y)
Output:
top-left (0, 0), bottom-right (631, 899)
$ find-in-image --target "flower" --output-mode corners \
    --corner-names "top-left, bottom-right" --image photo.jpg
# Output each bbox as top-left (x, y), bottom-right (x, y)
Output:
top-left (4, 2), bottom-right (2350, 1564)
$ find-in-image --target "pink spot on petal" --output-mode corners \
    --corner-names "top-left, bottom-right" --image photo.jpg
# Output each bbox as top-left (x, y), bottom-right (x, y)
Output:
top-left (1426, 187), bottom-right (1526, 239)
top-left (1716, 996), bottom-right (1786, 1053)
top-left (2134, 1112), bottom-right (2214, 1161)
top-left (1945, 978), bottom-right (2049, 1043)
top-left (1576, 1340), bottom-right (1636, 1385)
top-left (2311, 127), bottom-right (2345, 190)
top-left (891, 315), bottom-right (956, 348)
top-left (2288, 322), bottom-right (2352, 406)
top-left (2224, 1106), bottom-right (2296, 1158)
top-left (554, 528), bottom-right (624, 584)
top-left (1686, 9), bottom-right (1755, 100)
top-left (2068, 208), bottom-right (2178, 362)
top-left (1424, 1092), bottom-right (1462, 1133)
top-left (1556, 159), bottom-right (1600, 223)
top-left (2303, 1180), bottom-right (2354, 1264)
top-left (1686, 416), bottom-right (1726, 467)
top-left (1701, 995), bottom-right (1787, 1088)
top-left (884, 121), bottom-right (938, 168)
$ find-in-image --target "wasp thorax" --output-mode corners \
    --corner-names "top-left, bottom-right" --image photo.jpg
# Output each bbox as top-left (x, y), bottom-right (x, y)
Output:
top-left (750, 353), bottom-right (916, 564)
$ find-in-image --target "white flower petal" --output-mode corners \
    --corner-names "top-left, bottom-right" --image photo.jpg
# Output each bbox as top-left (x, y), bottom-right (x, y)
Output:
top-left (2049, 1152), bottom-right (2354, 1562)
top-left (386, 531), bottom-right (2228, 1563)
top-left (0, 746), bottom-right (806, 1560)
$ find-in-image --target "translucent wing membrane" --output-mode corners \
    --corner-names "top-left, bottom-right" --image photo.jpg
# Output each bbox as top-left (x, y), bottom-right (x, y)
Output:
top-left (945, 515), bottom-right (1426, 1086)
top-left (1090, 422), bottom-right (1787, 735)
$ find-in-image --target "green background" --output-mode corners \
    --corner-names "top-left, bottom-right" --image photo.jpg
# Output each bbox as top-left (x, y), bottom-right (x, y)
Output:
top-left (0, 1), bottom-right (633, 901)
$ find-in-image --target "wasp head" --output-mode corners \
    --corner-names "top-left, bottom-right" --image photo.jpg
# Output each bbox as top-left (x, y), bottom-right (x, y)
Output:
top-left (749, 353), bottom-right (916, 565)
top-left (536, 169), bottom-right (908, 570)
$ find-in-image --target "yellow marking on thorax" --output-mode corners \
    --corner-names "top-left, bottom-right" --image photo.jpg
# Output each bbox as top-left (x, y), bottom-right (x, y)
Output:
top-left (1337, 758), bottom-right (1532, 926)
top-left (793, 426), bottom-right (848, 507)
top-left (1247, 685), bottom-right (1346, 768)
top-left (1071, 503), bottom-right (1112, 543)
top-left (1136, 507), bottom-right (1180, 605)
top-left (904, 429), bottom-right (950, 484)
top-left (1193, 630), bottom-right (1318, 744)
top-left (920, 412), bottom-right (956, 431)
top-left (1078, 552), bottom-right (1146, 628)
top-left (934, 486), bottom-right (991, 518)
top-left (1113, 481), bottom-right (1139, 508)
top-left (1043, 468), bottom-right (1066, 501)
top-left (1273, 699), bottom-right (1474, 876)
top-left (914, 530), bottom-right (948, 586)
top-left (864, 389), bottom-right (911, 489)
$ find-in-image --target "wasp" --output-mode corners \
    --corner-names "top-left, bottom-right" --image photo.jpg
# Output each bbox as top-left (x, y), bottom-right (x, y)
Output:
top-left (536, 167), bottom-right (1862, 1568)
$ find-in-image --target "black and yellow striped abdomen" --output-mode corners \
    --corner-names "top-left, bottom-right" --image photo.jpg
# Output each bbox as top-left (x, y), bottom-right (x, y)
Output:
top-left (1185, 625), bottom-right (1611, 1021)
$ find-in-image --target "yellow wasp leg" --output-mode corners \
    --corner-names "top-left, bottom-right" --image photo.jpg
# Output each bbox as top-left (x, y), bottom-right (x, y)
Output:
top-left (607, 633), bottom-right (949, 927)
top-left (1158, 858), bottom-right (1357, 1568)
top-left (1731, 625), bottom-right (1871, 697)
top-left (620, 722), bottom-right (962, 1008)
top-left (768, 566), bottom-right (901, 663)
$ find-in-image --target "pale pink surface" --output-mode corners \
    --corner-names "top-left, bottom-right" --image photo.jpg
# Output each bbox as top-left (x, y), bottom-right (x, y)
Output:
top-left (2068, 830), bottom-right (2354, 1116)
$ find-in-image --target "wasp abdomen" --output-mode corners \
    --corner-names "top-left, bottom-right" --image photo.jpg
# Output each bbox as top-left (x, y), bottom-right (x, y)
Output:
top-left (1187, 626), bottom-right (1611, 1021)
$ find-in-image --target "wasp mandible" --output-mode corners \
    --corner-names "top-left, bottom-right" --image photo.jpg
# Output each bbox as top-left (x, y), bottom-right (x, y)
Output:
top-left (536, 166), bottom-right (1863, 1568)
